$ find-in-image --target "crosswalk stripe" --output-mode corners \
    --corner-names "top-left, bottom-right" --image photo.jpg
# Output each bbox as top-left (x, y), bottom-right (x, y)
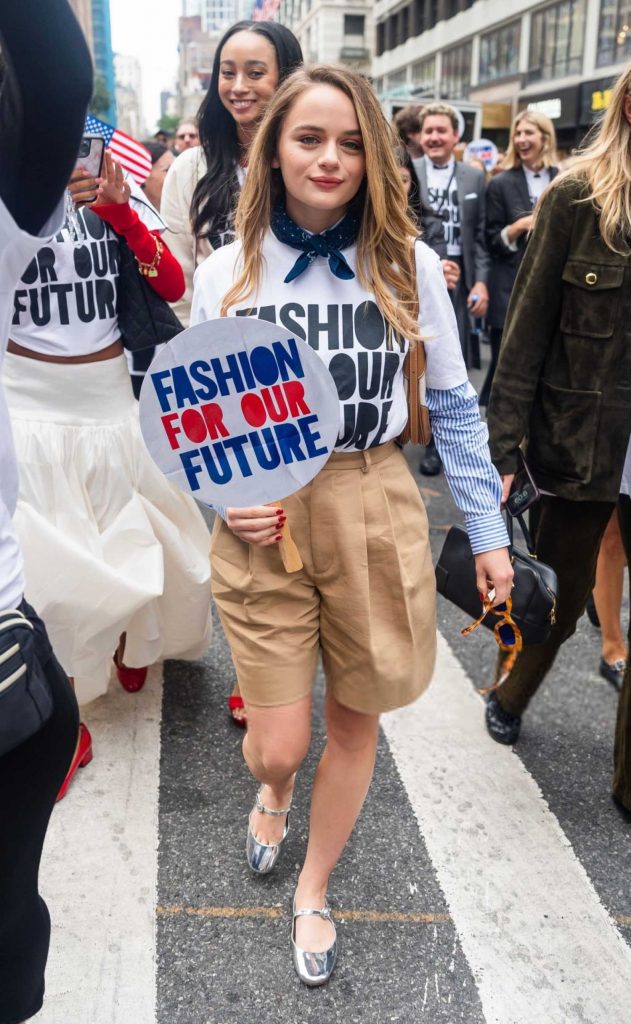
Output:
top-left (38, 666), bottom-right (163, 1024)
top-left (382, 632), bottom-right (631, 1024)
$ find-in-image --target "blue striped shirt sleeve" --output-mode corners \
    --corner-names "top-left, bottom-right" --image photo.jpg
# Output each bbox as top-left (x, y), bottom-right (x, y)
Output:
top-left (427, 381), bottom-right (510, 555)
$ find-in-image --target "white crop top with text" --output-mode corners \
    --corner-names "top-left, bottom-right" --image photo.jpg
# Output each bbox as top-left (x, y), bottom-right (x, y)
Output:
top-left (191, 231), bottom-right (467, 452)
top-left (11, 186), bottom-right (163, 357)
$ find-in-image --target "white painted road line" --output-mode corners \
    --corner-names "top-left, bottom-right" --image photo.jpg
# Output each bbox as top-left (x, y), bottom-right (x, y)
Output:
top-left (37, 665), bottom-right (163, 1024)
top-left (383, 633), bottom-right (631, 1024)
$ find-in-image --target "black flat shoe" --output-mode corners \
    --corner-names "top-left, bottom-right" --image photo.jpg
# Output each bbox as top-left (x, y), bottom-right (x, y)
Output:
top-left (485, 692), bottom-right (522, 745)
top-left (419, 446), bottom-right (443, 476)
top-left (599, 657), bottom-right (626, 692)
top-left (585, 595), bottom-right (600, 629)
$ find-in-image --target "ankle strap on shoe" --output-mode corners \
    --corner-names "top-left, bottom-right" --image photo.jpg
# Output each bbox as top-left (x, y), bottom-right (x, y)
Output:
top-left (255, 787), bottom-right (291, 816)
top-left (293, 905), bottom-right (332, 921)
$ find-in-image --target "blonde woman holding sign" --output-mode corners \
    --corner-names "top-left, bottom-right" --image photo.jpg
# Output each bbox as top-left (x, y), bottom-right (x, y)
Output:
top-left (192, 65), bottom-right (512, 985)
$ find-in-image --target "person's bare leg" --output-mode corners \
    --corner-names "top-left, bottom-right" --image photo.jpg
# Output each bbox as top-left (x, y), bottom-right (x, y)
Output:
top-left (244, 695), bottom-right (312, 845)
top-left (594, 509), bottom-right (627, 665)
top-left (294, 694), bottom-right (380, 951)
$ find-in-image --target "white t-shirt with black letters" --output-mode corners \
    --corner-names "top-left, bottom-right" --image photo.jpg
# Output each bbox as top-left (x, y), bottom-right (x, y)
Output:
top-left (191, 229), bottom-right (467, 453)
top-left (424, 156), bottom-right (461, 258)
top-left (11, 184), bottom-right (163, 357)
top-left (0, 195), bottom-right (63, 609)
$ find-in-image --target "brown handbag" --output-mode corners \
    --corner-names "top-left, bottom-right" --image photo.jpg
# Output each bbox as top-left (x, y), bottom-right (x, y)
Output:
top-left (399, 340), bottom-right (432, 446)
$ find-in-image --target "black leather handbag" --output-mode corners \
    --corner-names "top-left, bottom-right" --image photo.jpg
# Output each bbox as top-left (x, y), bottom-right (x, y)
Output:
top-left (116, 236), bottom-right (184, 352)
top-left (0, 608), bottom-right (53, 757)
top-left (435, 512), bottom-right (558, 646)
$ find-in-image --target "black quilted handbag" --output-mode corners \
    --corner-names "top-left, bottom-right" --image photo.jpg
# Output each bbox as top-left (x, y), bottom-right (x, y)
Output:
top-left (116, 236), bottom-right (184, 352)
top-left (0, 608), bottom-right (53, 757)
top-left (435, 512), bottom-right (558, 646)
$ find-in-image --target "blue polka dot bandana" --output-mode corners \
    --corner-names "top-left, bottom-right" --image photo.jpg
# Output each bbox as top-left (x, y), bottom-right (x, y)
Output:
top-left (271, 201), bottom-right (359, 284)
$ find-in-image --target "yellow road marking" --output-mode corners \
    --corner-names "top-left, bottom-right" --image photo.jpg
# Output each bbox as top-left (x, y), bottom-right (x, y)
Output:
top-left (157, 907), bottom-right (631, 928)
top-left (157, 905), bottom-right (451, 924)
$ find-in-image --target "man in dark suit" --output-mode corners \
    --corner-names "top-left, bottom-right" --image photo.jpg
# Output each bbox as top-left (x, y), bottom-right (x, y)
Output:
top-left (413, 103), bottom-right (490, 474)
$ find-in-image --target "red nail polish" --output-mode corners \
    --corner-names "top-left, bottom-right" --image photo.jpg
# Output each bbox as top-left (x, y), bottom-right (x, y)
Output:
top-left (275, 508), bottom-right (284, 515)
top-left (275, 534), bottom-right (282, 542)
top-left (278, 516), bottom-right (287, 524)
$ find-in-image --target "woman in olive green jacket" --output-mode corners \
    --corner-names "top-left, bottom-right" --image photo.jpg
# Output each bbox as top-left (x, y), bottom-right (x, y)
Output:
top-left (486, 62), bottom-right (631, 814)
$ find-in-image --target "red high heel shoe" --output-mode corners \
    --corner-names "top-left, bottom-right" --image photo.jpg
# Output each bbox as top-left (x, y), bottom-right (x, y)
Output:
top-left (228, 693), bottom-right (247, 728)
top-left (56, 722), bottom-right (93, 802)
top-left (114, 651), bottom-right (148, 693)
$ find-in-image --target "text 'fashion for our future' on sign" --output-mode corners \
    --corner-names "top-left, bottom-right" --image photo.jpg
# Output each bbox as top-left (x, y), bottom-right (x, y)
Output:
top-left (139, 317), bottom-right (340, 507)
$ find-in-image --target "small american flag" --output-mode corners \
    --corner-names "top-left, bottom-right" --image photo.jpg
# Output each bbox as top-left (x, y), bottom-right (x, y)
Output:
top-left (84, 114), bottom-right (153, 185)
top-left (252, 0), bottom-right (280, 20)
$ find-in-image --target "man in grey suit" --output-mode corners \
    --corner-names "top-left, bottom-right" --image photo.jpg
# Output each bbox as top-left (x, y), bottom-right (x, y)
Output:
top-left (413, 103), bottom-right (490, 473)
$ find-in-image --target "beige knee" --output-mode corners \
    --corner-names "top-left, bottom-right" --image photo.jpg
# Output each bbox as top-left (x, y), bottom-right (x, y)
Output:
top-left (245, 729), bottom-right (311, 782)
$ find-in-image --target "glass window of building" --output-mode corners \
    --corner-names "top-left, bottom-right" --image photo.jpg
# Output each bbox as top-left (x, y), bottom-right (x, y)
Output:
top-left (411, 55), bottom-right (437, 92)
top-left (597, 0), bottom-right (631, 65)
top-left (441, 40), bottom-right (472, 98)
top-left (376, 20), bottom-right (385, 55)
top-left (344, 13), bottom-right (365, 35)
top-left (528, 0), bottom-right (586, 82)
top-left (412, 0), bottom-right (425, 34)
top-left (388, 67), bottom-right (408, 89)
top-left (479, 21), bottom-right (521, 82)
top-left (401, 5), bottom-right (410, 42)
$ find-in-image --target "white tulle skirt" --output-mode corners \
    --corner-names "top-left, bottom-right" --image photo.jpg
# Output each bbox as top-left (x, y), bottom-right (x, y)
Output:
top-left (4, 352), bottom-right (212, 705)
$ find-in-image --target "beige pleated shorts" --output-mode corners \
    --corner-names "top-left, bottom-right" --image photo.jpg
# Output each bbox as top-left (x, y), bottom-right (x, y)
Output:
top-left (211, 442), bottom-right (437, 714)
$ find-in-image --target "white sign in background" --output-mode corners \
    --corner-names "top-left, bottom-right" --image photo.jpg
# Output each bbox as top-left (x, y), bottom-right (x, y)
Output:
top-left (464, 138), bottom-right (500, 170)
top-left (139, 317), bottom-right (340, 508)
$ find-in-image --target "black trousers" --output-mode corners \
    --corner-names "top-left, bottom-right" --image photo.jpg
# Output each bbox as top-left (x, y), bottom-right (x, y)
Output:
top-left (0, 601), bottom-right (78, 1024)
top-left (497, 496), bottom-right (631, 810)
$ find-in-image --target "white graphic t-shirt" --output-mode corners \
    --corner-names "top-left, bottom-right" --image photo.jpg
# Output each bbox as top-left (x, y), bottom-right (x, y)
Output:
top-left (0, 196), bottom-right (63, 608)
top-left (523, 165), bottom-right (551, 208)
top-left (425, 156), bottom-right (461, 258)
top-left (191, 230), bottom-right (467, 453)
top-left (11, 185), bottom-right (164, 357)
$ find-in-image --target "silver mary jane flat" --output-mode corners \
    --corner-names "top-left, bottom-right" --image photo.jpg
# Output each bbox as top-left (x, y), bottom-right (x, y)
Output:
top-left (291, 897), bottom-right (338, 987)
top-left (246, 785), bottom-right (291, 875)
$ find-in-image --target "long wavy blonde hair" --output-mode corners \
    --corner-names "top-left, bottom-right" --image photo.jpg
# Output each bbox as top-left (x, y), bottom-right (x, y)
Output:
top-left (553, 61), bottom-right (631, 253)
top-left (220, 65), bottom-right (422, 343)
top-left (503, 110), bottom-right (557, 170)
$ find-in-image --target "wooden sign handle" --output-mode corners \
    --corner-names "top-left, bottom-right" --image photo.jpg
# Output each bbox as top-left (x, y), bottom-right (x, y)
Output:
top-left (275, 506), bottom-right (303, 573)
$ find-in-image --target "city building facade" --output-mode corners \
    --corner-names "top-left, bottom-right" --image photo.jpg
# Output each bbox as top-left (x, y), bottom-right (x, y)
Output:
top-left (280, 0), bottom-right (373, 71)
top-left (115, 53), bottom-right (144, 139)
top-left (202, 0), bottom-right (250, 31)
top-left (91, 0), bottom-right (117, 123)
top-left (372, 0), bottom-right (631, 150)
top-left (177, 14), bottom-right (217, 119)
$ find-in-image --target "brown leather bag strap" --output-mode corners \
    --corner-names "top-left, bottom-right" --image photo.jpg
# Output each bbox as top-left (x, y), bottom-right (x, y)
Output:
top-left (402, 340), bottom-right (431, 445)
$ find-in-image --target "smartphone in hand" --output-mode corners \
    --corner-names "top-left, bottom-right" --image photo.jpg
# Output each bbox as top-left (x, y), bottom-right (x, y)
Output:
top-left (73, 135), bottom-right (106, 201)
top-left (505, 451), bottom-right (540, 517)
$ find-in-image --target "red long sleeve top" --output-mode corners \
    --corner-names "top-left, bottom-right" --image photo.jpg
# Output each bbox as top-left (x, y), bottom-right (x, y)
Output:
top-left (92, 202), bottom-right (185, 303)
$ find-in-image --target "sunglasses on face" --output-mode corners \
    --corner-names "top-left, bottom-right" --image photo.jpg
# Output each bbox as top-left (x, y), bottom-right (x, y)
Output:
top-left (177, 132), bottom-right (197, 140)
top-left (461, 590), bottom-right (523, 694)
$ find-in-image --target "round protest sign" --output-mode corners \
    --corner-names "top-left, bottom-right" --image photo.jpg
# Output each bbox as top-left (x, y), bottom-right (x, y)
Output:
top-left (464, 138), bottom-right (499, 171)
top-left (138, 316), bottom-right (340, 508)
